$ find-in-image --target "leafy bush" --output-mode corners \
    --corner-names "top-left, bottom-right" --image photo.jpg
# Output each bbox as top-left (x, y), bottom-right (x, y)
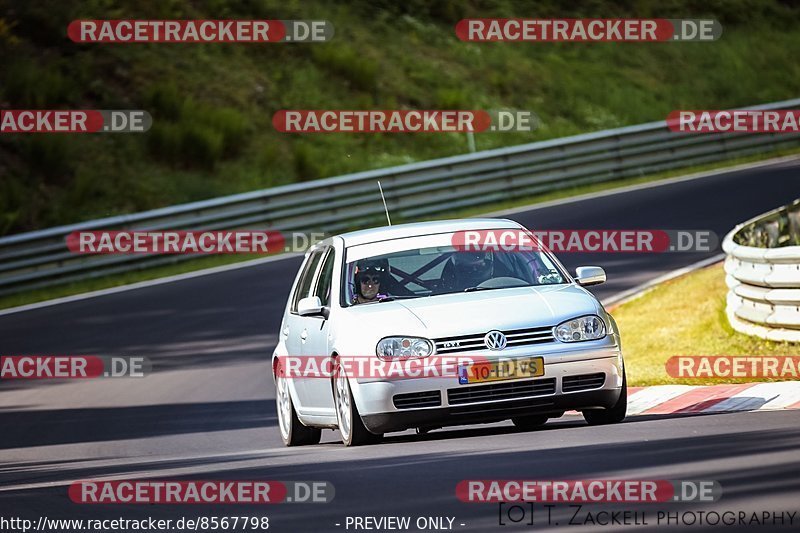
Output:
top-left (312, 44), bottom-right (378, 92)
top-left (293, 141), bottom-right (321, 181)
top-left (21, 136), bottom-right (76, 181)
top-left (180, 126), bottom-right (224, 170)
top-left (146, 96), bottom-right (248, 169)
top-left (199, 106), bottom-right (249, 157)
top-left (147, 123), bottom-right (183, 166)
top-left (3, 61), bottom-right (78, 107)
top-left (147, 83), bottom-right (183, 121)
top-left (436, 88), bottom-right (472, 109)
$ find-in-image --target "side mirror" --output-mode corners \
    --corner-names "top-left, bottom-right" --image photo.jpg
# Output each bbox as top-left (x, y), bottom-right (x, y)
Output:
top-left (298, 296), bottom-right (326, 317)
top-left (575, 266), bottom-right (606, 287)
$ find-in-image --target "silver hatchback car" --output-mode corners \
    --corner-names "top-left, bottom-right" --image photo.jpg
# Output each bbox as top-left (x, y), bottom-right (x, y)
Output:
top-left (272, 219), bottom-right (626, 446)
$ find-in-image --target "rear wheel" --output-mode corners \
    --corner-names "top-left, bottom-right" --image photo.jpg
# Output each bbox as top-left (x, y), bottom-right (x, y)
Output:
top-left (583, 368), bottom-right (627, 426)
top-left (511, 415), bottom-right (549, 430)
top-left (276, 364), bottom-right (321, 446)
top-left (333, 359), bottom-right (383, 446)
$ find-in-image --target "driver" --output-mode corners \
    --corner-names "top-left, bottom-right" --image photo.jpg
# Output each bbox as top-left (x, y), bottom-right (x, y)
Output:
top-left (445, 250), bottom-right (494, 291)
top-left (352, 259), bottom-right (390, 304)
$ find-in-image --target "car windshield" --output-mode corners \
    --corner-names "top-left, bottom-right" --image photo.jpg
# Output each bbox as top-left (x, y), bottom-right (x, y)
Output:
top-left (343, 240), bottom-right (566, 306)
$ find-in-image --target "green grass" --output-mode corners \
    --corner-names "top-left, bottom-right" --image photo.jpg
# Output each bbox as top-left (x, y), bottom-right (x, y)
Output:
top-left (613, 263), bottom-right (800, 386)
top-left (2, 1), bottom-right (800, 235)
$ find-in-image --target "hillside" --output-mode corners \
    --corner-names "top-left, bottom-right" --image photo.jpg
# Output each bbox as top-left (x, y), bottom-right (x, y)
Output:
top-left (2, 0), bottom-right (800, 235)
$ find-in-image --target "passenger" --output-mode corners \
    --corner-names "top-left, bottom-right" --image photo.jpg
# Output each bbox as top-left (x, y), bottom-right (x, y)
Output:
top-left (352, 259), bottom-right (389, 304)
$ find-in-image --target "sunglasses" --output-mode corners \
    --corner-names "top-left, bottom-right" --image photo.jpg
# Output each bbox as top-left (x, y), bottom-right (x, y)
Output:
top-left (360, 275), bottom-right (381, 284)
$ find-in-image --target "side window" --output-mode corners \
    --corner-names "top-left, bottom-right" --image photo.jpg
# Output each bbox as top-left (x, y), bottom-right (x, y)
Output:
top-left (291, 249), bottom-right (325, 313)
top-left (314, 249), bottom-right (336, 307)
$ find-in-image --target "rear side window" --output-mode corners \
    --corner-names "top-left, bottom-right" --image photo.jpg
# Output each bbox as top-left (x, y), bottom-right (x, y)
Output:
top-left (291, 249), bottom-right (325, 313)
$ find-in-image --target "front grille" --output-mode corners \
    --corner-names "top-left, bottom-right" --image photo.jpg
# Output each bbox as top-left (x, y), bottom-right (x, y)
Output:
top-left (562, 373), bottom-right (606, 392)
top-left (393, 391), bottom-right (442, 409)
top-left (447, 378), bottom-right (556, 405)
top-left (450, 397), bottom-right (556, 417)
top-left (434, 326), bottom-right (554, 354)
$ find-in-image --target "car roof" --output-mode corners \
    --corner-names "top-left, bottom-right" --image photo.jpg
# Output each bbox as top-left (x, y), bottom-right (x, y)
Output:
top-left (335, 218), bottom-right (523, 247)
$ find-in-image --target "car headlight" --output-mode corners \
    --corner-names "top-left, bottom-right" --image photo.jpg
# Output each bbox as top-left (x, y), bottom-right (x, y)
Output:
top-left (376, 336), bottom-right (434, 360)
top-left (553, 315), bottom-right (606, 342)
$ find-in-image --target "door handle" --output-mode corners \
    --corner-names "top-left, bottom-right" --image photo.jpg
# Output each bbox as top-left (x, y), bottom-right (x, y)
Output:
top-left (300, 329), bottom-right (308, 342)
top-left (282, 326), bottom-right (289, 338)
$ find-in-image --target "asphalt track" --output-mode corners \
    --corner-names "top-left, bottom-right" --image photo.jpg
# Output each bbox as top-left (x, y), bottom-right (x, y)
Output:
top-left (1, 159), bottom-right (799, 532)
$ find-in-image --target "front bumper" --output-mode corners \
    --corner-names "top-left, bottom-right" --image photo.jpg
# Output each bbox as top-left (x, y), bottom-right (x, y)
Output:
top-left (352, 345), bottom-right (623, 434)
top-left (362, 387), bottom-right (620, 434)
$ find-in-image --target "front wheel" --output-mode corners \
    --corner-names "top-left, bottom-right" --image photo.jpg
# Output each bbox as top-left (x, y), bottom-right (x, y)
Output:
top-left (276, 364), bottom-right (321, 446)
top-left (333, 359), bottom-right (383, 446)
top-left (583, 368), bottom-right (627, 426)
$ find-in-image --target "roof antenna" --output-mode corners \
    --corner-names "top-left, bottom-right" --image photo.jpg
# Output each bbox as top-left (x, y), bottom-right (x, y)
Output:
top-left (377, 181), bottom-right (392, 226)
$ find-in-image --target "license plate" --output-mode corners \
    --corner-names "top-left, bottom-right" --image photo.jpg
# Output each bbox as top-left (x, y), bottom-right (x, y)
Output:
top-left (458, 357), bottom-right (544, 384)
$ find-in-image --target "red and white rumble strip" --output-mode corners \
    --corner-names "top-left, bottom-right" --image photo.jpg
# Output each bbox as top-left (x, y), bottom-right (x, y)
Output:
top-left (623, 381), bottom-right (800, 416)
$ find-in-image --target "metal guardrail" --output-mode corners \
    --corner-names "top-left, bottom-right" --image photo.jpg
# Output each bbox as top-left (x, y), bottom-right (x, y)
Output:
top-left (3, 98), bottom-right (800, 297)
top-left (723, 198), bottom-right (800, 343)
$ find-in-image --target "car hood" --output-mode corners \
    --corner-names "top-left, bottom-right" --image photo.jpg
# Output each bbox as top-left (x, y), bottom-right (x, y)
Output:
top-left (340, 284), bottom-right (601, 345)
top-left (394, 285), bottom-right (601, 336)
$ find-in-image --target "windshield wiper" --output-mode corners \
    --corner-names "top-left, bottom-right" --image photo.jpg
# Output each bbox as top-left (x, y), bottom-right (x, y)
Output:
top-left (376, 295), bottom-right (422, 302)
top-left (463, 286), bottom-right (496, 292)
top-left (464, 284), bottom-right (528, 292)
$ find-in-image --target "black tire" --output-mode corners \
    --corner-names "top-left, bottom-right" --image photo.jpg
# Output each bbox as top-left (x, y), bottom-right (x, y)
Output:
top-left (275, 364), bottom-right (322, 446)
top-left (511, 415), bottom-right (549, 430)
top-left (583, 368), bottom-right (627, 426)
top-left (333, 359), bottom-right (383, 446)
